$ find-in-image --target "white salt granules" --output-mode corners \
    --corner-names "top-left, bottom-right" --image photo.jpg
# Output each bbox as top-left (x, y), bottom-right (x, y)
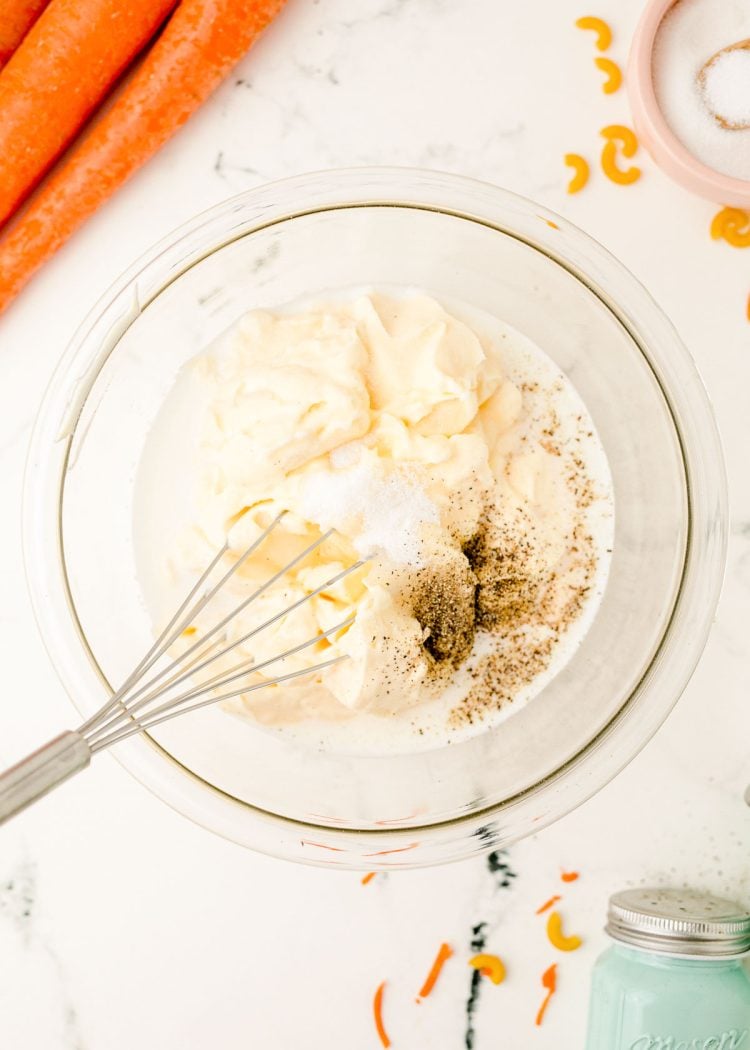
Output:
top-left (329, 441), bottom-right (363, 469)
top-left (299, 461), bottom-right (439, 566)
top-left (701, 48), bottom-right (750, 129)
top-left (653, 0), bottom-right (750, 180)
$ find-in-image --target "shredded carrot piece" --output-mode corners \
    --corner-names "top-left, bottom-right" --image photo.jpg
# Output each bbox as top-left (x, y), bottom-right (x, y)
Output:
top-left (226, 505), bottom-right (250, 527)
top-left (373, 982), bottom-right (391, 1048)
top-left (535, 964), bottom-right (557, 1026)
top-left (564, 153), bottom-right (589, 193)
top-left (601, 140), bottom-right (641, 185)
top-left (547, 910), bottom-right (583, 952)
top-left (561, 870), bottom-right (579, 883)
top-left (575, 15), bottom-right (612, 50)
top-left (361, 872), bottom-right (376, 885)
top-left (594, 56), bottom-right (622, 93)
top-left (469, 953), bottom-right (506, 985)
top-left (418, 943), bottom-right (454, 999)
top-left (600, 124), bottom-right (638, 157)
top-left (375, 810), bottom-right (422, 825)
top-left (711, 207), bottom-right (750, 247)
top-left (746, 292), bottom-right (750, 321)
top-left (365, 843), bottom-right (418, 857)
top-left (536, 894), bottom-right (562, 914)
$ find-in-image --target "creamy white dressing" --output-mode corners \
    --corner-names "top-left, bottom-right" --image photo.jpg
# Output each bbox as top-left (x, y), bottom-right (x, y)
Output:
top-left (134, 289), bottom-right (614, 755)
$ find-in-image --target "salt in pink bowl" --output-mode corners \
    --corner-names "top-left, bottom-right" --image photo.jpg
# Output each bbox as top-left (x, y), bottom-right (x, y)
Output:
top-left (628, 0), bottom-right (750, 207)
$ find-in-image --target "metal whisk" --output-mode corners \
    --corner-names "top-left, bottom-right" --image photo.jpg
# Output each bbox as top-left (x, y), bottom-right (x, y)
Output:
top-left (0, 513), bottom-right (364, 825)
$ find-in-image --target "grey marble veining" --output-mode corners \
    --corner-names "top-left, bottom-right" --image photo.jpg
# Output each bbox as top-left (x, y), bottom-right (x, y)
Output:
top-left (0, 856), bottom-right (37, 942)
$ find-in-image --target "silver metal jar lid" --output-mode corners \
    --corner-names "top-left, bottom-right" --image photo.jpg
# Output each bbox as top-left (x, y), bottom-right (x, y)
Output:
top-left (606, 888), bottom-right (750, 958)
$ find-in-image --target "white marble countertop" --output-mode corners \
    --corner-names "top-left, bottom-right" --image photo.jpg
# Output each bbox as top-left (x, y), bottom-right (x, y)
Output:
top-left (1, 0), bottom-right (749, 1046)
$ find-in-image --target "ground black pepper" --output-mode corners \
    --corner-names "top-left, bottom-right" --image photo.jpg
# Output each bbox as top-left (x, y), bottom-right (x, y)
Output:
top-left (408, 559), bottom-right (477, 667)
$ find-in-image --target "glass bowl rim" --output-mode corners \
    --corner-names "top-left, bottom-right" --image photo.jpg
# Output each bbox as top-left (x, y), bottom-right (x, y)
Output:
top-left (22, 166), bottom-right (728, 867)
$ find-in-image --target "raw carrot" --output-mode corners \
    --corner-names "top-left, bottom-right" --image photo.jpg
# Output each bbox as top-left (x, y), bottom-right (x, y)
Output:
top-left (364, 843), bottom-right (418, 857)
top-left (535, 964), bottom-right (557, 1026)
top-left (373, 981), bottom-right (391, 1049)
top-left (0, 0), bottom-right (49, 69)
top-left (0, 0), bottom-right (177, 228)
top-left (0, 0), bottom-right (288, 312)
top-left (361, 872), bottom-right (376, 886)
top-left (536, 894), bottom-right (562, 915)
top-left (561, 870), bottom-right (580, 883)
top-left (417, 942), bottom-right (454, 999)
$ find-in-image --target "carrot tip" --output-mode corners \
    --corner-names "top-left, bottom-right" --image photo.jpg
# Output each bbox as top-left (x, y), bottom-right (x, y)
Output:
top-left (536, 894), bottom-right (562, 914)
top-left (535, 963), bottom-right (558, 1025)
top-left (418, 943), bottom-right (454, 999)
top-left (373, 981), bottom-right (391, 1049)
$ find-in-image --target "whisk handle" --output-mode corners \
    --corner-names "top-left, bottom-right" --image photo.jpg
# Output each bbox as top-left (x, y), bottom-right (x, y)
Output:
top-left (0, 732), bottom-right (91, 825)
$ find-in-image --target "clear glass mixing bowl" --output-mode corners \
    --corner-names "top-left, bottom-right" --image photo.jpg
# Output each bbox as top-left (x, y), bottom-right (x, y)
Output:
top-left (23, 169), bottom-right (727, 868)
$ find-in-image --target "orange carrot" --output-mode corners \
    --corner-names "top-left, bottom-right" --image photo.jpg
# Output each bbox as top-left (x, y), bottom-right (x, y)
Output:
top-left (0, 0), bottom-right (288, 312)
top-left (0, 0), bottom-right (48, 68)
top-left (373, 981), bottom-right (391, 1049)
top-left (0, 0), bottom-right (177, 228)
top-left (561, 871), bottom-right (580, 883)
top-left (536, 894), bottom-right (562, 914)
top-left (364, 843), bottom-right (418, 857)
top-left (361, 872), bottom-right (376, 886)
top-left (535, 964), bottom-right (557, 1026)
top-left (418, 942), bottom-right (454, 999)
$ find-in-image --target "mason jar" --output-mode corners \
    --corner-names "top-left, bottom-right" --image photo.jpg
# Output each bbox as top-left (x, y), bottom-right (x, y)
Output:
top-left (585, 888), bottom-right (750, 1050)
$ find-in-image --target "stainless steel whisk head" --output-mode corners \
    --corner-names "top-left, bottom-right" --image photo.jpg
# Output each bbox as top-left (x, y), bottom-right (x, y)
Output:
top-left (0, 513), bottom-right (364, 825)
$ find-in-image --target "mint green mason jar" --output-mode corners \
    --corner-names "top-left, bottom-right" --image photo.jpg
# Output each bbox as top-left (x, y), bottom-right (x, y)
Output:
top-left (585, 888), bottom-right (750, 1050)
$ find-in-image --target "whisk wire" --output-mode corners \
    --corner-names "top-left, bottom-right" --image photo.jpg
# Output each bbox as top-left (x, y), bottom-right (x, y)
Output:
top-left (78, 512), bottom-right (288, 737)
top-left (89, 657), bottom-right (347, 751)
top-left (0, 521), bottom-right (365, 826)
top-left (125, 556), bottom-right (366, 713)
top-left (79, 523), bottom-right (362, 752)
top-left (87, 614), bottom-right (354, 752)
top-left (86, 610), bottom-right (353, 748)
top-left (128, 512), bottom-right (288, 681)
top-left (107, 526), bottom-right (337, 723)
top-left (80, 634), bottom-right (228, 746)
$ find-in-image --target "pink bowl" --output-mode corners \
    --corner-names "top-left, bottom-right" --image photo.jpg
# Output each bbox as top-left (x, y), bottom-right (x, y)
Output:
top-left (628, 0), bottom-right (750, 207)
